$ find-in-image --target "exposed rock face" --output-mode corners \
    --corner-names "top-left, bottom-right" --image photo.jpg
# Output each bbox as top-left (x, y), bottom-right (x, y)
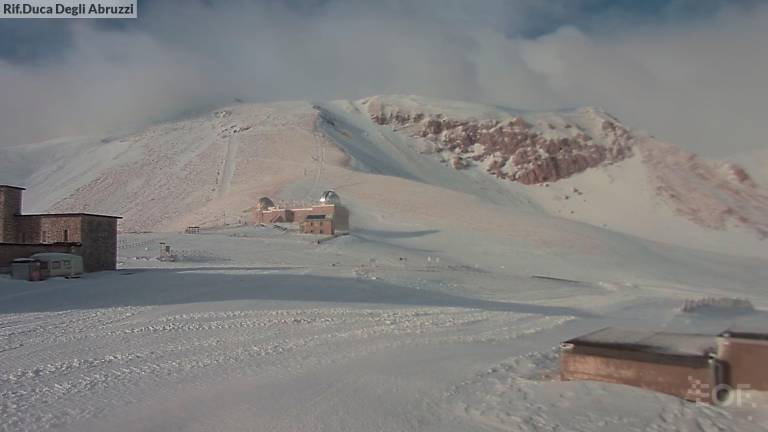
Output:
top-left (366, 100), bottom-right (634, 185)
top-left (639, 139), bottom-right (768, 238)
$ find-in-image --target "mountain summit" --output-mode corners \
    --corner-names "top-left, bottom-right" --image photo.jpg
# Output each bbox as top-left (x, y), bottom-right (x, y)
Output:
top-left (1, 95), bottom-right (766, 256)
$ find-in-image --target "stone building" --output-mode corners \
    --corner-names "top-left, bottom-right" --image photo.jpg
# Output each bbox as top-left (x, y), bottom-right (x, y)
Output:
top-left (560, 327), bottom-right (768, 403)
top-left (0, 185), bottom-right (23, 242)
top-left (717, 330), bottom-right (768, 391)
top-left (560, 327), bottom-right (719, 402)
top-left (253, 191), bottom-right (350, 234)
top-left (0, 185), bottom-right (121, 272)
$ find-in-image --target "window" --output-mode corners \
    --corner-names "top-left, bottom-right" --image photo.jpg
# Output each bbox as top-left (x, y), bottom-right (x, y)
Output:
top-left (63, 229), bottom-right (68, 242)
top-left (42, 231), bottom-right (47, 243)
top-left (52, 261), bottom-right (61, 270)
top-left (63, 261), bottom-right (71, 269)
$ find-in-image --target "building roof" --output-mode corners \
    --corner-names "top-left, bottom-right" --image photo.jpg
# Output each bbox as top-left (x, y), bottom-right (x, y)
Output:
top-left (0, 242), bottom-right (81, 246)
top-left (719, 330), bottom-right (768, 341)
top-left (305, 214), bottom-right (327, 220)
top-left (15, 213), bottom-right (122, 219)
top-left (30, 252), bottom-right (83, 261)
top-left (0, 185), bottom-right (25, 190)
top-left (564, 327), bottom-right (716, 358)
top-left (256, 197), bottom-right (276, 211)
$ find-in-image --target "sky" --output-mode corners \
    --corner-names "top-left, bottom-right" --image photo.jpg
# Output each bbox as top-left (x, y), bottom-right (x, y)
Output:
top-left (0, 0), bottom-right (766, 157)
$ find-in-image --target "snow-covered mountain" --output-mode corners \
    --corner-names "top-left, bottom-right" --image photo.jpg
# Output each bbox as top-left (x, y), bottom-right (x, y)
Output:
top-left (3, 96), bottom-right (768, 432)
top-left (1, 95), bottom-right (766, 257)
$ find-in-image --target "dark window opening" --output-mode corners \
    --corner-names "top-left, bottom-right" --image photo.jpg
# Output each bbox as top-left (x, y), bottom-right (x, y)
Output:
top-left (63, 229), bottom-right (68, 242)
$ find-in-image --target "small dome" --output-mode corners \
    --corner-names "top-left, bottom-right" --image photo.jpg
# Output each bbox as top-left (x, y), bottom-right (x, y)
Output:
top-left (256, 197), bottom-right (275, 210)
top-left (319, 190), bottom-right (340, 205)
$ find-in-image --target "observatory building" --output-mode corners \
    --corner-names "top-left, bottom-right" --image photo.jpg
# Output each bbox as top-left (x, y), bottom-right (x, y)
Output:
top-left (253, 191), bottom-right (349, 235)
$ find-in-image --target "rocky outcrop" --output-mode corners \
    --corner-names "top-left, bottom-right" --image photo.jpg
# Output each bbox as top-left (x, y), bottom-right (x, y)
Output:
top-left (639, 139), bottom-right (768, 238)
top-left (366, 101), bottom-right (634, 185)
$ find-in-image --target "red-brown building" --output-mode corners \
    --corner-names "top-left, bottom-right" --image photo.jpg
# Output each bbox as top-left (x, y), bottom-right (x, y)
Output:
top-left (0, 185), bottom-right (121, 272)
top-left (717, 330), bottom-right (768, 391)
top-left (300, 215), bottom-right (334, 235)
top-left (561, 327), bottom-right (768, 403)
top-left (560, 328), bottom-right (721, 402)
top-left (252, 192), bottom-right (350, 234)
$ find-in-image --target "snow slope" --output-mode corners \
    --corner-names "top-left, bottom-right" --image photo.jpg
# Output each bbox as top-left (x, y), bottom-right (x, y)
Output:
top-left (2, 95), bottom-right (768, 431)
top-left (1, 95), bottom-right (766, 257)
top-left (2, 224), bottom-right (768, 432)
top-left (332, 96), bottom-right (768, 250)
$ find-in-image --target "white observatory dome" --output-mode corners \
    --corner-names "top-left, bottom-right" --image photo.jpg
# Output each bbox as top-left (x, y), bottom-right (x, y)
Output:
top-left (256, 197), bottom-right (275, 210)
top-left (319, 190), bottom-right (341, 205)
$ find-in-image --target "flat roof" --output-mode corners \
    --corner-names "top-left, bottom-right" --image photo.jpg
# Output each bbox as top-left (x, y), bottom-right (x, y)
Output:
top-left (0, 241), bottom-right (81, 246)
top-left (31, 252), bottom-right (83, 260)
top-left (565, 327), bottom-right (716, 358)
top-left (0, 185), bottom-right (25, 190)
top-left (720, 330), bottom-right (768, 341)
top-left (266, 206), bottom-right (335, 212)
top-left (15, 213), bottom-right (122, 219)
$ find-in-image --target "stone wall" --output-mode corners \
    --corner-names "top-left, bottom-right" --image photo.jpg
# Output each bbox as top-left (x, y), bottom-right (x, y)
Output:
top-left (294, 206), bottom-right (337, 223)
top-left (290, 208), bottom-right (316, 223)
top-left (79, 216), bottom-right (118, 272)
top-left (718, 335), bottom-right (768, 391)
top-left (0, 186), bottom-right (22, 243)
top-left (15, 215), bottom-right (82, 244)
top-left (256, 209), bottom-right (292, 224)
top-left (300, 219), bottom-right (333, 235)
top-left (560, 347), bottom-right (714, 402)
top-left (332, 205), bottom-right (350, 231)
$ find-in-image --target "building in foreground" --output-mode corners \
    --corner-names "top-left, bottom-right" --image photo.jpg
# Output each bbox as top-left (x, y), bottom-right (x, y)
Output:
top-left (560, 327), bottom-right (768, 403)
top-left (253, 190), bottom-right (349, 235)
top-left (717, 330), bottom-right (768, 392)
top-left (560, 328), bottom-right (719, 402)
top-left (0, 185), bottom-right (121, 272)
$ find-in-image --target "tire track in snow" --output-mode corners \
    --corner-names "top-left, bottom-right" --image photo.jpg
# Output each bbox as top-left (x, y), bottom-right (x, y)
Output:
top-left (0, 307), bottom-right (572, 432)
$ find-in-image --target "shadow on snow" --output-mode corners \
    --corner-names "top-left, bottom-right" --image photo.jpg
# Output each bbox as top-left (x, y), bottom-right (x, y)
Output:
top-left (0, 268), bottom-right (593, 317)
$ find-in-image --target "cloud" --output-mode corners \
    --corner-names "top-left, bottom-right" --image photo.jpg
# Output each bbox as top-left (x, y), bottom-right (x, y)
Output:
top-left (0, 0), bottom-right (766, 157)
top-left (508, 7), bottom-right (768, 156)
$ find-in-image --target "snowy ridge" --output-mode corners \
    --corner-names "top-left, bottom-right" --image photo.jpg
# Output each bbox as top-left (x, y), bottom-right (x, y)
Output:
top-left (0, 95), bottom-right (766, 256)
top-left (360, 95), bottom-right (634, 184)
